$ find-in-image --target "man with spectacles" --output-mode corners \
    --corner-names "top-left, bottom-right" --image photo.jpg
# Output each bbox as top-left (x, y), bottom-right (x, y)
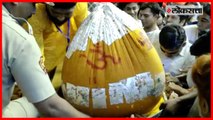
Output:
top-left (156, 24), bottom-right (197, 117)
top-left (158, 24), bottom-right (195, 97)
top-left (156, 24), bottom-right (195, 77)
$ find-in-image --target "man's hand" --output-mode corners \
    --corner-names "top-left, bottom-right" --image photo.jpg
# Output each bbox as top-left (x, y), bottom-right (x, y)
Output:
top-left (160, 98), bottom-right (181, 117)
top-left (168, 82), bottom-right (190, 95)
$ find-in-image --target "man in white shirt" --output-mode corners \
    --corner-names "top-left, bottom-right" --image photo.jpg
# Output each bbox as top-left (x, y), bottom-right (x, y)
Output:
top-left (138, 3), bottom-right (162, 45)
top-left (2, 2), bottom-right (89, 117)
top-left (117, 2), bottom-right (143, 28)
top-left (157, 24), bottom-right (197, 117)
top-left (184, 3), bottom-right (210, 44)
top-left (156, 24), bottom-right (195, 76)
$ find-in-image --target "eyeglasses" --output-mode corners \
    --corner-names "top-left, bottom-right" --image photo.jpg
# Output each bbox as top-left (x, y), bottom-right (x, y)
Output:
top-left (160, 46), bottom-right (180, 55)
top-left (160, 41), bottom-right (186, 56)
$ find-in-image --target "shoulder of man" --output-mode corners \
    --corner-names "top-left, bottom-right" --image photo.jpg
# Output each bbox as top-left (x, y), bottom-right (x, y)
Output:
top-left (179, 40), bottom-right (192, 56)
top-left (3, 16), bottom-right (32, 43)
top-left (183, 24), bottom-right (198, 32)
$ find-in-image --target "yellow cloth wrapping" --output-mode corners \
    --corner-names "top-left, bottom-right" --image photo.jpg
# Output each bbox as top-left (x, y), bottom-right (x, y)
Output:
top-left (62, 29), bottom-right (165, 117)
top-left (23, 3), bottom-right (88, 72)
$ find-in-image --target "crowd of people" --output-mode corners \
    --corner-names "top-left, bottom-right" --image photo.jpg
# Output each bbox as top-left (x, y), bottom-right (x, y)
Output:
top-left (2, 2), bottom-right (211, 118)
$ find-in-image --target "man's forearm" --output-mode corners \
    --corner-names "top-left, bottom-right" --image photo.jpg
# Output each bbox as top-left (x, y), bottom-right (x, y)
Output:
top-left (34, 94), bottom-right (90, 117)
top-left (178, 88), bottom-right (197, 103)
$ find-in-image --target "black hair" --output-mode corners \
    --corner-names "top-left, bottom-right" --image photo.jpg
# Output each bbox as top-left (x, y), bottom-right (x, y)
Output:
top-left (52, 2), bottom-right (76, 9)
top-left (117, 2), bottom-right (139, 10)
top-left (159, 9), bottom-right (165, 18)
top-left (138, 2), bottom-right (162, 15)
top-left (179, 15), bottom-right (189, 23)
top-left (203, 3), bottom-right (210, 16)
top-left (159, 24), bottom-right (186, 50)
top-left (158, 2), bottom-right (163, 7)
top-left (190, 31), bottom-right (210, 56)
top-left (185, 2), bottom-right (199, 6)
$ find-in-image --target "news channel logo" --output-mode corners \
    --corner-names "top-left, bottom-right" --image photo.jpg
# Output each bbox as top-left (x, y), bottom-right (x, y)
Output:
top-left (166, 5), bottom-right (203, 15)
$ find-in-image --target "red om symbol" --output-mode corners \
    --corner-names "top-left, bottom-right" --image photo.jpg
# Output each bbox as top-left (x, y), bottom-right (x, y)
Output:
top-left (80, 43), bottom-right (121, 70)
